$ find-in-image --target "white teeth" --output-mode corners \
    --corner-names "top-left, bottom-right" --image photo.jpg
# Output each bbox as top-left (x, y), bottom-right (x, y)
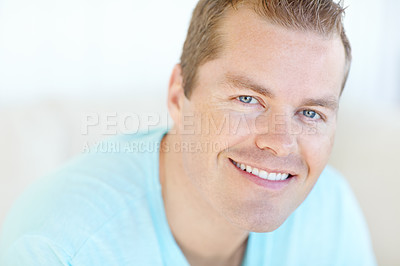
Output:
top-left (276, 173), bottom-right (282, 181)
top-left (269, 173), bottom-right (277, 181)
top-left (246, 166), bottom-right (252, 173)
top-left (259, 170), bottom-right (268, 179)
top-left (251, 168), bottom-right (259, 175)
top-left (232, 160), bottom-right (290, 182)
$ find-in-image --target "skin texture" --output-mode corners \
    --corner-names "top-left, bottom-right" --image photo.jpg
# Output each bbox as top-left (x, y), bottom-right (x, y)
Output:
top-left (160, 7), bottom-right (346, 266)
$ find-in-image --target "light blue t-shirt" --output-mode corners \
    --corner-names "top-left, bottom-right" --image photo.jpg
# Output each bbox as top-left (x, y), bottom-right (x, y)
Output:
top-left (0, 128), bottom-right (376, 266)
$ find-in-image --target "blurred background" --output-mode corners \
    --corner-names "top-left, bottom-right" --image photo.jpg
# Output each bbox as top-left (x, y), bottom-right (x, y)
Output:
top-left (0, 0), bottom-right (399, 265)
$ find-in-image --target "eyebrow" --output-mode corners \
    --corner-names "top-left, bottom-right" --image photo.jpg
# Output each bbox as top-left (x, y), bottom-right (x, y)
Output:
top-left (222, 73), bottom-right (275, 99)
top-left (222, 73), bottom-right (339, 111)
top-left (300, 97), bottom-right (339, 111)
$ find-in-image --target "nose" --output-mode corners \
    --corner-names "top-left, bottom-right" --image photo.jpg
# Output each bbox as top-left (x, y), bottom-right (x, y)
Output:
top-left (254, 113), bottom-right (298, 157)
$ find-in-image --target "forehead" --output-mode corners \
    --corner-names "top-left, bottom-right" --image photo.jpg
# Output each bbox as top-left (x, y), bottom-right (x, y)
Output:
top-left (208, 7), bottom-right (346, 100)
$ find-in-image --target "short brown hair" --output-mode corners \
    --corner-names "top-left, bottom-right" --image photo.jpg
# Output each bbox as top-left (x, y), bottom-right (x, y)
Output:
top-left (180, 0), bottom-right (351, 98)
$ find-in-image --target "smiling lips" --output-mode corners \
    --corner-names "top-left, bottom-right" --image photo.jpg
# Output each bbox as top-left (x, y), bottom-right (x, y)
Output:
top-left (231, 159), bottom-right (292, 181)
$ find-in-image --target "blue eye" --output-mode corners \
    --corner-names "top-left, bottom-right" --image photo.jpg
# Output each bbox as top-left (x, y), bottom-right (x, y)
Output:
top-left (303, 110), bottom-right (321, 119)
top-left (238, 96), bottom-right (259, 104)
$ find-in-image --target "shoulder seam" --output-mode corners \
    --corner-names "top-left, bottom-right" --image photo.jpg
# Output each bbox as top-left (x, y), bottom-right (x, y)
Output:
top-left (3, 234), bottom-right (73, 265)
top-left (69, 207), bottom-right (130, 262)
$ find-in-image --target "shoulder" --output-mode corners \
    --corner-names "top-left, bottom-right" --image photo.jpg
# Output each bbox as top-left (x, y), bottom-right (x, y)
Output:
top-left (0, 128), bottom-right (167, 264)
top-left (299, 165), bottom-right (370, 229)
top-left (302, 165), bottom-right (356, 213)
top-left (249, 165), bottom-right (376, 266)
top-left (285, 165), bottom-right (376, 265)
top-left (291, 165), bottom-right (367, 231)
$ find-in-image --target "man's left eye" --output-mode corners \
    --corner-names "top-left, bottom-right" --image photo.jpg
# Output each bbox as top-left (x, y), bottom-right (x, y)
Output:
top-left (302, 110), bottom-right (321, 119)
top-left (237, 96), bottom-right (259, 104)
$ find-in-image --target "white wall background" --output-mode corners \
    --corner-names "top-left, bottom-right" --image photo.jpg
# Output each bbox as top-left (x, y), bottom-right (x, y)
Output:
top-left (343, 0), bottom-right (400, 106)
top-left (0, 0), bottom-right (198, 106)
top-left (0, 0), bottom-right (399, 107)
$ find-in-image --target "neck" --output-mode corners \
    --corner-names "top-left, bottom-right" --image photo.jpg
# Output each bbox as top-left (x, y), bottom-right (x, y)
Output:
top-left (159, 133), bottom-right (249, 266)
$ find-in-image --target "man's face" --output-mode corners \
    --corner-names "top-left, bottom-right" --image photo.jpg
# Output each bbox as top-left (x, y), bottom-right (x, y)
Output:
top-left (176, 8), bottom-right (345, 232)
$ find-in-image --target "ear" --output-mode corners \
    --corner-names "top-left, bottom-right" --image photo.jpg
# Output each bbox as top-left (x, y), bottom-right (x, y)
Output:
top-left (167, 64), bottom-right (186, 127)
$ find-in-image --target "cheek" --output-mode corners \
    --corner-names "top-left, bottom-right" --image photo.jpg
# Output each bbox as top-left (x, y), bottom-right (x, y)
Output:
top-left (298, 126), bottom-right (335, 175)
top-left (196, 108), bottom-right (256, 150)
top-left (178, 107), bottom-right (232, 178)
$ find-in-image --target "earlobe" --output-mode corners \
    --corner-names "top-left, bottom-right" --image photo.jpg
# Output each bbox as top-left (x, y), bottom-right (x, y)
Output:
top-left (167, 64), bottom-right (185, 126)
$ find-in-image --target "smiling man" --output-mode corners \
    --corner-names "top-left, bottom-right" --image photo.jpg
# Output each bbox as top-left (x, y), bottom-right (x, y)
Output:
top-left (0, 0), bottom-right (376, 266)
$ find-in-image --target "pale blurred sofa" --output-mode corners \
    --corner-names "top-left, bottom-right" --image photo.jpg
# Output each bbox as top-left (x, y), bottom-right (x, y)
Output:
top-left (0, 98), bottom-right (399, 265)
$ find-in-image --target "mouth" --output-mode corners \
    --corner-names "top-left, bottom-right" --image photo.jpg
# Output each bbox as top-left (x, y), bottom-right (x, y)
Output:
top-left (229, 158), bottom-right (295, 183)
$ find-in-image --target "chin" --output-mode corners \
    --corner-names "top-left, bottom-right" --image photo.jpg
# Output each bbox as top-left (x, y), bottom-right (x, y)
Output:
top-left (227, 211), bottom-right (290, 233)
top-left (243, 220), bottom-right (286, 233)
top-left (247, 223), bottom-right (284, 233)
